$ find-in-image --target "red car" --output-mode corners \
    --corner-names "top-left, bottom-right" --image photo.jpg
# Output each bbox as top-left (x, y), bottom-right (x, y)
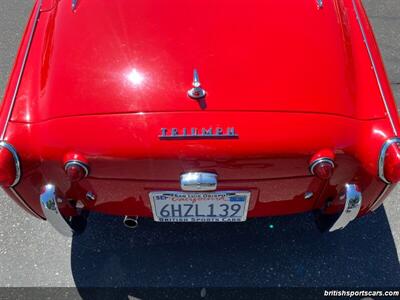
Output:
top-left (1, 0), bottom-right (399, 236)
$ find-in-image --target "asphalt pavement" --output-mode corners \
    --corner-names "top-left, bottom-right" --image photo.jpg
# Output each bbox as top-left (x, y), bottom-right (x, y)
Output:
top-left (0, 0), bottom-right (399, 295)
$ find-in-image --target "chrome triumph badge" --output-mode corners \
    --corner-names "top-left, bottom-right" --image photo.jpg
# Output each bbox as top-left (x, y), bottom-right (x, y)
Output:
top-left (159, 127), bottom-right (238, 140)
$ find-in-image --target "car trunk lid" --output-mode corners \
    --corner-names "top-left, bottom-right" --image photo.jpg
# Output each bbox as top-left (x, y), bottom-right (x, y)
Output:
top-left (12, 0), bottom-right (386, 122)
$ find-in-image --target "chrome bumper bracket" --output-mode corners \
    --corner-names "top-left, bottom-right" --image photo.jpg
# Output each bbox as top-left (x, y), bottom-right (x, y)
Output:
top-left (329, 184), bottom-right (362, 232)
top-left (40, 184), bottom-right (87, 236)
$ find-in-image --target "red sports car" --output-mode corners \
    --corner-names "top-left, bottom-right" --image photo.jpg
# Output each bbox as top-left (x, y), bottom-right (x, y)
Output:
top-left (1, 0), bottom-right (399, 235)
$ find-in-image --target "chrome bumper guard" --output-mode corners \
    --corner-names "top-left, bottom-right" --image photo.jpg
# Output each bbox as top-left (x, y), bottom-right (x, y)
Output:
top-left (329, 184), bottom-right (362, 232)
top-left (40, 184), bottom-right (87, 236)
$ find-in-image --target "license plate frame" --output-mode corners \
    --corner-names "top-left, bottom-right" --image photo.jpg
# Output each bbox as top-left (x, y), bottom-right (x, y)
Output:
top-left (149, 191), bottom-right (251, 222)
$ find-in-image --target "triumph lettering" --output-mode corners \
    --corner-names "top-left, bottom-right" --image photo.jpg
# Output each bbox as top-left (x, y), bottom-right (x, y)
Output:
top-left (159, 127), bottom-right (238, 140)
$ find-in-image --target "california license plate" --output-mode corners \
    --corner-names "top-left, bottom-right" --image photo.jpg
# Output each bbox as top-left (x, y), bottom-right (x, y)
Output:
top-left (149, 191), bottom-right (251, 222)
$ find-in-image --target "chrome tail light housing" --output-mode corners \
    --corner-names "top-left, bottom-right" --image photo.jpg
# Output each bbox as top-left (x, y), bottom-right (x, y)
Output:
top-left (0, 141), bottom-right (21, 187)
top-left (379, 137), bottom-right (400, 184)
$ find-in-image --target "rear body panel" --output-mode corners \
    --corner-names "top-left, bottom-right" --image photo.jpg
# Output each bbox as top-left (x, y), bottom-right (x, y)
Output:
top-left (1, 0), bottom-right (398, 222)
top-left (4, 112), bottom-right (392, 218)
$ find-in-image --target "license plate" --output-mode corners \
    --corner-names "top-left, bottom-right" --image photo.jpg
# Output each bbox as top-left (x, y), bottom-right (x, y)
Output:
top-left (149, 191), bottom-right (251, 222)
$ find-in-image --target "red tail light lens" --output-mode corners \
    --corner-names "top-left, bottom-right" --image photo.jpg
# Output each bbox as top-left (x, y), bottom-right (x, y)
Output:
top-left (0, 142), bottom-right (20, 187)
top-left (383, 142), bottom-right (400, 183)
top-left (309, 149), bottom-right (335, 180)
top-left (310, 158), bottom-right (335, 180)
top-left (63, 153), bottom-right (89, 182)
top-left (313, 161), bottom-right (334, 179)
top-left (64, 161), bottom-right (89, 182)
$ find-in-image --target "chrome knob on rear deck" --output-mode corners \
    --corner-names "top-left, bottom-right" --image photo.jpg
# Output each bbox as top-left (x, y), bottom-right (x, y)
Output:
top-left (187, 69), bottom-right (206, 99)
top-left (180, 172), bottom-right (217, 191)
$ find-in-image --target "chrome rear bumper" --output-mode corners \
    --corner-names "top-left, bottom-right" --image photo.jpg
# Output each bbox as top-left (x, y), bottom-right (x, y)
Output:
top-left (40, 182), bottom-right (362, 235)
top-left (40, 184), bottom-right (87, 236)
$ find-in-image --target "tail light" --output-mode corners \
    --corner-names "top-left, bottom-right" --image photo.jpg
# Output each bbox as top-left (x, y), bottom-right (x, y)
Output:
top-left (64, 153), bottom-right (89, 182)
top-left (380, 138), bottom-right (400, 184)
top-left (0, 142), bottom-right (20, 187)
top-left (309, 149), bottom-right (335, 180)
top-left (65, 162), bottom-right (88, 182)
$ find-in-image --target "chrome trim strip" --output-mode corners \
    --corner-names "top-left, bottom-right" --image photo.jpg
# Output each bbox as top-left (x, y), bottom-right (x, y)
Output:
top-left (0, 0), bottom-right (42, 140)
top-left (352, 0), bottom-right (398, 136)
top-left (9, 187), bottom-right (42, 218)
top-left (72, 0), bottom-right (78, 10)
top-left (180, 172), bottom-right (218, 191)
top-left (378, 137), bottom-right (400, 184)
top-left (309, 158), bottom-right (335, 175)
top-left (40, 184), bottom-right (74, 236)
top-left (0, 141), bottom-right (21, 187)
top-left (64, 160), bottom-right (89, 177)
top-left (329, 184), bottom-right (362, 232)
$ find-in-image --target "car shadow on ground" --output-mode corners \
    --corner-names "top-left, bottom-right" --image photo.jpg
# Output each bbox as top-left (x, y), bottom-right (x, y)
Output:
top-left (71, 207), bottom-right (399, 298)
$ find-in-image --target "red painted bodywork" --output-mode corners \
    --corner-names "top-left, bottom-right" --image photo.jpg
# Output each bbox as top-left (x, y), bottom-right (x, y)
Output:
top-left (0, 148), bottom-right (17, 187)
top-left (1, 0), bottom-right (399, 221)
